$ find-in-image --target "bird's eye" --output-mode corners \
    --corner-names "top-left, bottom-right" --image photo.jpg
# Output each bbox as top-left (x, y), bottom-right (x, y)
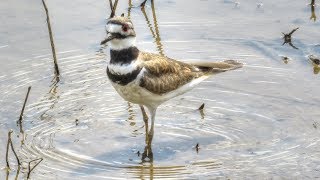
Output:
top-left (122, 25), bottom-right (128, 32)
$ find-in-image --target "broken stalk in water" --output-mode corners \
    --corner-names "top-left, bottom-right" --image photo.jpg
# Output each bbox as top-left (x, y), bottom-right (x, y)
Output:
top-left (198, 103), bottom-right (205, 110)
top-left (42, 0), bottom-right (60, 78)
top-left (17, 86), bottom-right (31, 134)
top-left (310, 0), bottom-right (317, 21)
top-left (27, 158), bottom-right (44, 179)
top-left (5, 130), bottom-right (21, 170)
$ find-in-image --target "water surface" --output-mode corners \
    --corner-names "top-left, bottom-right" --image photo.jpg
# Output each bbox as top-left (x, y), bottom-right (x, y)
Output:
top-left (1, 0), bottom-right (320, 179)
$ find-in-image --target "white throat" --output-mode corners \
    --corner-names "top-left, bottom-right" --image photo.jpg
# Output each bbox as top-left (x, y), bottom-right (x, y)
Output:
top-left (108, 37), bottom-right (136, 51)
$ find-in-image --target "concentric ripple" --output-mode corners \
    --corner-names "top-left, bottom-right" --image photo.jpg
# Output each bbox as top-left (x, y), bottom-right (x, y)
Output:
top-left (1, 0), bottom-right (320, 179)
top-left (1, 49), bottom-right (312, 179)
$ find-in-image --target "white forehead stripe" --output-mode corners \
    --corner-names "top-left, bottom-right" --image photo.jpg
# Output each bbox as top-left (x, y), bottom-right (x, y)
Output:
top-left (107, 24), bottom-right (122, 33)
top-left (106, 22), bottom-right (133, 32)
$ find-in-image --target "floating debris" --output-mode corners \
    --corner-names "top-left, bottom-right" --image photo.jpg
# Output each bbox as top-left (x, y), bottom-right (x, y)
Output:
top-left (198, 103), bottom-right (205, 119)
top-left (313, 122), bottom-right (318, 129)
top-left (195, 143), bottom-right (200, 153)
top-left (309, 55), bottom-right (320, 66)
top-left (198, 103), bottom-right (205, 110)
top-left (280, 56), bottom-right (290, 64)
top-left (282, 27), bottom-right (299, 49)
top-left (308, 55), bottom-right (320, 74)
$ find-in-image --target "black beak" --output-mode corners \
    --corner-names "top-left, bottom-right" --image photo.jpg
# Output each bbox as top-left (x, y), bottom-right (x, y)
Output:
top-left (100, 35), bottom-right (115, 45)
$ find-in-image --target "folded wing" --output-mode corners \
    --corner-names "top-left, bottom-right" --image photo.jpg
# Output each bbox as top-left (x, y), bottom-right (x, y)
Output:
top-left (138, 52), bottom-right (242, 95)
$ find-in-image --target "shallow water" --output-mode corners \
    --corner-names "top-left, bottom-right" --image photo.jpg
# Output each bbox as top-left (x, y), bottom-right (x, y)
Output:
top-left (1, 0), bottom-right (320, 179)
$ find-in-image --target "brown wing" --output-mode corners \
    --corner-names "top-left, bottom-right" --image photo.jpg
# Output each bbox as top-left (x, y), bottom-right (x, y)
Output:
top-left (138, 52), bottom-right (204, 95)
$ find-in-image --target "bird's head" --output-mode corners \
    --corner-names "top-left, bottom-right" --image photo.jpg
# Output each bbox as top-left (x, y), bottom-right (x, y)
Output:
top-left (101, 16), bottom-right (136, 50)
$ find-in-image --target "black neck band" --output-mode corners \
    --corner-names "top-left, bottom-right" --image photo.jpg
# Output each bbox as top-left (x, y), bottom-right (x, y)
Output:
top-left (110, 46), bottom-right (139, 65)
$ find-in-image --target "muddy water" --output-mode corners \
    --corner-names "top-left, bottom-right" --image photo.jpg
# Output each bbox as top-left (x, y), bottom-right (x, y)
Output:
top-left (1, 0), bottom-right (320, 179)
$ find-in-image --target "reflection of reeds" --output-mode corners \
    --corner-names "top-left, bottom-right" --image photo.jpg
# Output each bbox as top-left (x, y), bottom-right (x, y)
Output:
top-left (310, 0), bottom-right (317, 21)
top-left (42, 0), bottom-right (60, 78)
top-left (198, 103), bottom-right (205, 119)
top-left (198, 103), bottom-right (205, 110)
top-left (128, 0), bottom-right (133, 17)
top-left (18, 86), bottom-right (31, 134)
top-left (141, 0), bottom-right (165, 55)
top-left (5, 130), bottom-right (21, 180)
top-left (140, 0), bottom-right (148, 7)
top-left (109, 0), bottom-right (119, 18)
top-left (195, 143), bottom-right (200, 153)
top-left (151, 0), bottom-right (164, 55)
top-left (27, 158), bottom-right (43, 179)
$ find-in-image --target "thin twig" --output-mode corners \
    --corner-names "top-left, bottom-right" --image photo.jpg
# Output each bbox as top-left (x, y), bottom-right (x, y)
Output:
top-left (10, 138), bottom-right (21, 166)
top-left (6, 130), bottom-right (21, 171)
top-left (18, 86), bottom-right (31, 134)
top-left (113, 0), bottom-right (119, 13)
top-left (109, 0), bottom-right (119, 18)
top-left (5, 130), bottom-right (12, 169)
top-left (42, 0), bottom-right (60, 77)
top-left (14, 165), bottom-right (21, 180)
top-left (109, 0), bottom-right (113, 10)
top-left (27, 158), bottom-right (43, 179)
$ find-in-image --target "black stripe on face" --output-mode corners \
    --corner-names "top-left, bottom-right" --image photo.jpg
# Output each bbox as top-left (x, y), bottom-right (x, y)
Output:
top-left (110, 46), bottom-right (139, 65)
top-left (107, 67), bottom-right (142, 86)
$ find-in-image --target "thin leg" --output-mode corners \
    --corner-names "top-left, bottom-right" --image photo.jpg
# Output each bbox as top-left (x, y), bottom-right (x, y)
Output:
top-left (141, 143), bottom-right (153, 163)
top-left (146, 106), bottom-right (157, 146)
top-left (140, 105), bottom-right (149, 143)
top-left (140, 105), bottom-right (149, 123)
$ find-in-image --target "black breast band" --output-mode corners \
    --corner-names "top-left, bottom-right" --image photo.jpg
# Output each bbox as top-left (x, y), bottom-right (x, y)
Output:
top-left (107, 67), bottom-right (142, 86)
top-left (110, 46), bottom-right (139, 65)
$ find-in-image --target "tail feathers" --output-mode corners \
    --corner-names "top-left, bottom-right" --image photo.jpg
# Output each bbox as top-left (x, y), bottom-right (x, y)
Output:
top-left (191, 60), bottom-right (243, 74)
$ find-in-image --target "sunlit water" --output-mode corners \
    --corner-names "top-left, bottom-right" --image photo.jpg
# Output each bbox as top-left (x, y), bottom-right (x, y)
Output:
top-left (1, 0), bottom-right (320, 179)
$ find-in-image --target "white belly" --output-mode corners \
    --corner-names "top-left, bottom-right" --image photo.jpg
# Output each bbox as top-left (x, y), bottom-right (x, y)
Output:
top-left (109, 75), bottom-right (209, 108)
top-left (110, 80), bottom-right (162, 107)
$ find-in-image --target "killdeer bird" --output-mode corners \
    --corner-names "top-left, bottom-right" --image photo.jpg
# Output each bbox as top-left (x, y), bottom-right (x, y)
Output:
top-left (101, 16), bottom-right (242, 141)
